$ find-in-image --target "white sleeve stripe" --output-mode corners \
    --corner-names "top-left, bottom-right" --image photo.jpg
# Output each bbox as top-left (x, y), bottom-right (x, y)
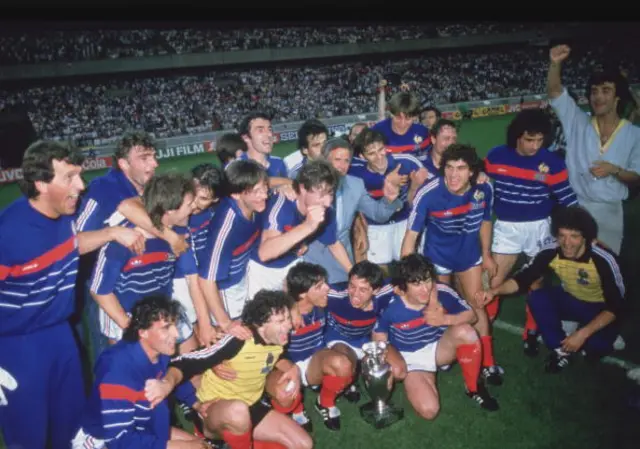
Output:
top-left (172, 333), bottom-right (235, 362)
top-left (268, 194), bottom-right (286, 231)
top-left (206, 210), bottom-right (235, 281)
top-left (591, 245), bottom-right (625, 296)
top-left (89, 244), bottom-right (110, 293)
top-left (407, 178), bottom-right (440, 228)
top-left (77, 198), bottom-right (98, 231)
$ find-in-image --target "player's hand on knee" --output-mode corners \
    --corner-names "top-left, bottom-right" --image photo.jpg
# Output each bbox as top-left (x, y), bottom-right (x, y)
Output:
top-left (482, 257), bottom-right (498, 279)
top-left (276, 365), bottom-right (301, 402)
top-left (212, 362), bottom-right (238, 381)
top-left (474, 289), bottom-right (495, 308)
top-left (194, 399), bottom-right (219, 419)
top-left (144, 379), bottom-right (173, 408)
top-left (561, 329), bottom-right (588, 353)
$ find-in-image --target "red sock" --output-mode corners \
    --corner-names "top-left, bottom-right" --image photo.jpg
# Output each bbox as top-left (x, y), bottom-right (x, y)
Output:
top-left (222, 429), bottom-right (252, 449)
top-left (456, 340), bottom-right (482, 392)
top-left (319, 375), bottom-right (353, 408)
top-left (522, 303), bottom-right (538, 339)
top-left (480, 335), bottom-right (495, 367)
top-left (485, 297), bottom-right (500, 321)
top-left (271, 392), bottom-right (303, 415)
top-left (253, 441), bottom-right (288, 449)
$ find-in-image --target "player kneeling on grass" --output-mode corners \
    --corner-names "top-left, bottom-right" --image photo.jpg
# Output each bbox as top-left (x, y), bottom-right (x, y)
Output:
top-left (145, 289), bottom-right (312, 449)
top-left (324, 260), bottom-right (397, 402)
top-left (475, 206), bottom-right (625, 373)
top-left (274, 262), bottom-right (355, 432)
top-left (373, 254), bottom-right (499, 419)
top-left (72, 294), bottom-right (209, 449)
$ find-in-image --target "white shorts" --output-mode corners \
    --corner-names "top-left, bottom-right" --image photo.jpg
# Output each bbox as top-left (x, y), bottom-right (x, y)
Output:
top-left (72, 427), bottom-right (105, 449)
top-left (218, 275), bottom-right (250, 323)
top-left (172, 277), bottom-right (197, 324)
top-left (491, 217), bottom-right (554, 259)
top-left (99, 305), bottom-right (193, 343)
top-left (326, 339), bottom-right (365, 360)
top-left (434, 256), bottom-right (482, 276)
top-left (247, 258), bottom-right (301, 300)
top-left (295, 356), bottom-right (313, 387)
top-left (366, 220), bottom-right (407, 264)
top-left (400, 341), bottom-right (439, 373)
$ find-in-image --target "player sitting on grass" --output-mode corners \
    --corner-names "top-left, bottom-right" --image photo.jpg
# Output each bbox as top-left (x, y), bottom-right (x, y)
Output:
top-left (373, 254), bottom-right (499, 420)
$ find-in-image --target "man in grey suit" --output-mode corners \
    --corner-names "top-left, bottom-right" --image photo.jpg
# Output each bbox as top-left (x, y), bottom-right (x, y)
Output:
top-left (303, 138), bottom-right (404, 283)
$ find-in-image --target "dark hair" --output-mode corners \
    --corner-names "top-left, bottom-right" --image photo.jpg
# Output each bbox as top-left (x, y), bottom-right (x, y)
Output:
top-left (322, 137), bottom-right (352, 159)
top-left (122, 294), bottom-right (182, 342)
top-left (389, 253), bottom-right (437, 292)
top-left (352, 127), bottom-right (387, 157)
top-left (113, 130), bottom-right (156, 170)
top-left (19, 140), bottom-right (85, 199)
top-left (551, 206), bottom-right (598, 244)
top-left (297, 119), bottom-right (329, 150)
top-left (421, 106), bottom-right (442, 120)
top-left (143, 172), bottom-right (195, 230)
top-left (215, 133), bottom-right (247, 166)
top-left (349, 261), bottom-right (384, 290)
top-left (222, 159), bottom-right (268, 196)
top-left (387, 91), bottom-right (421, 118)
top-left (431, 118), bottom-right (457, 138)
top-left (348, 122), bottom-right (368, 142)
top-left (585, 66), bottom-right (632, 117)
top-left (439, 143), bottom-right (483, 185)
top-left (506, 109), bottom-right (552, 149)
top-left (238, 112), bottom-right (272, 137)
top-left (286, 262), bottom-right (328, 301)
top-left (241, 289), bottom-right (295, 328)
top-left (293, 159), bottom-right (338, 194)
top-left (192, 163), bottom-right (223, 198)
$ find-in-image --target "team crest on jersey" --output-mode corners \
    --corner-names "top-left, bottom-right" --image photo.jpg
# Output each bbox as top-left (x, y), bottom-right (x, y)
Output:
top-left (413, 134), bottom-right (423, 150)
top-left (577, 269), bottom-right (590, 285)
top-left (261, 352), bottom-right (275, 374)
top-left (535, 163), bottom-right (549, 181)
top-left (473, 190), bottom-right (485, 203)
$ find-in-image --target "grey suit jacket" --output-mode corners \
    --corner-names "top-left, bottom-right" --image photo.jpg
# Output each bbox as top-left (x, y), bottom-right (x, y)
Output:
top-left (303, 175), bottom-right (402, 283)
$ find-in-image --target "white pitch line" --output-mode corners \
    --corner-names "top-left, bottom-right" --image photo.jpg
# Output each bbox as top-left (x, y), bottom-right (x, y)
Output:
top-left (493, 319), bottom-right (640, 374)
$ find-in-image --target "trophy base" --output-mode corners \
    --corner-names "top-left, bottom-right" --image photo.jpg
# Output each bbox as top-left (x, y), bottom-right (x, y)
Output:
top-left (359, 402), bottom-right (404, 429)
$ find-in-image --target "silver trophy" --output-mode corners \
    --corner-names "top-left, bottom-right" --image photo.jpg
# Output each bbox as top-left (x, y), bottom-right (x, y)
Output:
top-left (359, 341), bottom-right (404, 428)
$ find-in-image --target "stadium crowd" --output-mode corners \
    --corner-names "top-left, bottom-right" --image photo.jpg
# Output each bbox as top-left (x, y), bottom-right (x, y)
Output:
top-left (0, 22), bottom-right (537, 65)
top-left (2, 45), bottom-right (637, 148)
top-left (0, 23), bottom-right (639, 448)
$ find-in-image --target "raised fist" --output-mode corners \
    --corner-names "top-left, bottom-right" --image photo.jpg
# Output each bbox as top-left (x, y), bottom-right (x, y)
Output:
top-left (549, 45), bottom-right (570, 64)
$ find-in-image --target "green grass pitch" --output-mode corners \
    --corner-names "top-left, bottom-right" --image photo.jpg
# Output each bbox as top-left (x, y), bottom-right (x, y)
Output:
top-left (1, 114), bottom-right (639, 449)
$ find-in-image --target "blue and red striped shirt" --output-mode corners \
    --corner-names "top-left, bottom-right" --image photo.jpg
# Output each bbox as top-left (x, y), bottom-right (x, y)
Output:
top-left (0, 197), bottom-right (79, 336)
